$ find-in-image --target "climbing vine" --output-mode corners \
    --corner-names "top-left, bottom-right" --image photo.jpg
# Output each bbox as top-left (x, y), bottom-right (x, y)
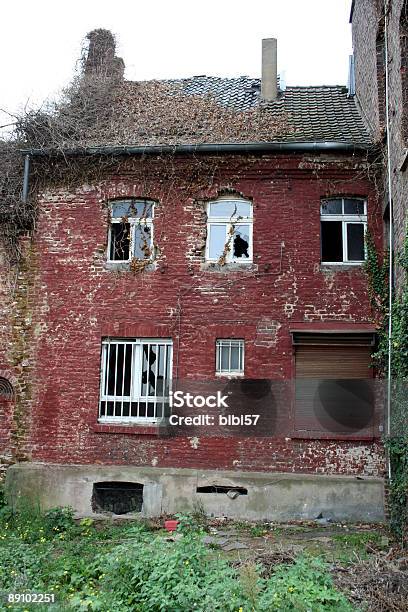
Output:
top-left (365, 226), bottom-right (408, 543)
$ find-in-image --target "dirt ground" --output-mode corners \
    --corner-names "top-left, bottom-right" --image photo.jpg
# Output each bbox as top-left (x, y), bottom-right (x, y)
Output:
top-left (192, 519), bottom-right (408, 612)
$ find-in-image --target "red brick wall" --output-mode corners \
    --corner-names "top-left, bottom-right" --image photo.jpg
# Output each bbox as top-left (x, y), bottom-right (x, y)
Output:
top-left (2, 152), bottom-right (386, 476)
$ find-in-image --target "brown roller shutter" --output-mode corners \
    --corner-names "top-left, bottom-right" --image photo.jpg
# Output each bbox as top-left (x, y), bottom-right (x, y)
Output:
top-left (296, 346), bottom-right (371, 379)
top-left (293, 334), bottom-right (375, 439)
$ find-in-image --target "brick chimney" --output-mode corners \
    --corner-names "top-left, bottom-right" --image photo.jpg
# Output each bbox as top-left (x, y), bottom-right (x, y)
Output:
top-left (83, 29), bottom-right (124, 80)
top-left (261, 38), bottom-right (278, 101)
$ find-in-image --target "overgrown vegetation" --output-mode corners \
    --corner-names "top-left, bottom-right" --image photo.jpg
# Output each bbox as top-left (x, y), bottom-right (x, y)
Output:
top-left (0, 503), bottom-right (359, 611)
top-left (0, 28), bottom-right (292, 264)
top-left (365, 227), bottom-right (408, 544)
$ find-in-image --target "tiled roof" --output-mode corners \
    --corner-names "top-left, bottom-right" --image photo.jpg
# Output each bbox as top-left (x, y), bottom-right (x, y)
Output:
top-left (166, 76), bottom-right (372, 146)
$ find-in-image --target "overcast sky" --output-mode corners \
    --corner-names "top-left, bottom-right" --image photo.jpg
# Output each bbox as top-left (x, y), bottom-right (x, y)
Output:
top-left (1, 0), bottom-right (352, 130)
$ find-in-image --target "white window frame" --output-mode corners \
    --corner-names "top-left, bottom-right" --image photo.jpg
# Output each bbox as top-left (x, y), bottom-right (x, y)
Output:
top-left (320, 198), bottom-right (367, 265)
top-left (107, 199), bottom-right (155, 263)
top-left (99, 338), bottom-right (172, 424)
top-left (205, 199), bottom-right (253, 263)
top-left (216, 339), bottom-right (245, 376)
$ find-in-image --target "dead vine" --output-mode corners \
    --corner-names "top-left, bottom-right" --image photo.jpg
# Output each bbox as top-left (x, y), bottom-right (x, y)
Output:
top-left (0, 28), bottom-right (294, 264)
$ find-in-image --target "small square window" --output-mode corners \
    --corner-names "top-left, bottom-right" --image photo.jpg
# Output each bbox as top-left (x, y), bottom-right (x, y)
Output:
top-left (216, 339), bottom-right (244, 375)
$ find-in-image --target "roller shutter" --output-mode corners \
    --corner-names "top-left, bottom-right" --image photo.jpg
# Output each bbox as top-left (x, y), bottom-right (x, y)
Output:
top-left (293, 333), bottom-right (376, 439)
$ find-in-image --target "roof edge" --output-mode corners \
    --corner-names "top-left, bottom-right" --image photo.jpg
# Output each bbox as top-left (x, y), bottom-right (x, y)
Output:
top-left (21, 141), bottom-right (373, 157)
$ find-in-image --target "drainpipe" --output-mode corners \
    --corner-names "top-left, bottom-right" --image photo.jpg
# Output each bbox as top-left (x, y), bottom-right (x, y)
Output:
top-left (22, 154), bottom-right (30, 203)
top-left (384, 0), bottom-right (393, 481)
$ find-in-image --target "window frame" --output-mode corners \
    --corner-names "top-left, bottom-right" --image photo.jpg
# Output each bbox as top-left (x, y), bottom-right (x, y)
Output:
top-left (216, 338), bottom-right (245, 376)
top-left (107, 199), bottom-right (155, 264)
top-left (205, 199), bottom-right (253, 263)
top-left (99, 337), bottom-right (173, 424)
top-left (320, 197), bottom-right (367, 265)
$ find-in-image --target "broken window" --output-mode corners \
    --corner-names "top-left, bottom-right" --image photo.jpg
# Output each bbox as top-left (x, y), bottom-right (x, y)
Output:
top-left (99, 338), bottom-right (172, 422)
top-left (320, 198), bottom-right (367, 264)
top-left (216, 339), bottom-right (244, 375)
top-left (206, 199), bottom-right (253, 263)
top-left (92, 482), bottom-right (144, 514)
top-left (108, 199), bottom-right (154, 262)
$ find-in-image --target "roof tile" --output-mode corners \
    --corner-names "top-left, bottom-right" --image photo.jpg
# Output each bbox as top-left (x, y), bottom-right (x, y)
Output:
top-left (163, 76), bottom-right (372, 145)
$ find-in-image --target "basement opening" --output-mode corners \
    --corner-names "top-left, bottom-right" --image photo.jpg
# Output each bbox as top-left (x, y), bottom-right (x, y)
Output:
top-left (196, 485), bottom-right (248, 495)
top-left (92, 482), bottom-right (144, 514)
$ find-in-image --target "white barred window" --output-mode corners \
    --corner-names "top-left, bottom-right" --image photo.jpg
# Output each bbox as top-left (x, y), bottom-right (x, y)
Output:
top-left (108, 199), bottom-right (154, 262)
top-left (99, 338), bottom-right (172, 423)
top-left (216, 339), bottom-right (245, 375)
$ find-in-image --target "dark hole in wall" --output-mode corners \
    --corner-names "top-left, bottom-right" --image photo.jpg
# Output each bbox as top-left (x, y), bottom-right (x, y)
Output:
top-left (196, 486), bottom-right (248, 495)
top-left (92, 482), bottom-right (144, 514)
top-left (0, 377), bottom-right (14, 400)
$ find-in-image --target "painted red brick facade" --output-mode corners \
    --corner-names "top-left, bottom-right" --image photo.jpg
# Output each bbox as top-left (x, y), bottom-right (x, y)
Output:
top-left (0, 152), bottom-right (386, 479)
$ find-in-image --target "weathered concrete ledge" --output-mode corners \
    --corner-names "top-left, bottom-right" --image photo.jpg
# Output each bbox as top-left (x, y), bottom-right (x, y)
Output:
top-left (5, 462), bottom-right (385, 523)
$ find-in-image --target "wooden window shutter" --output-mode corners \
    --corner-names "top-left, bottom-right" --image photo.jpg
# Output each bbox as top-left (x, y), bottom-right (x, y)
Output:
top-left (293, 333), bottom-right (376, 439)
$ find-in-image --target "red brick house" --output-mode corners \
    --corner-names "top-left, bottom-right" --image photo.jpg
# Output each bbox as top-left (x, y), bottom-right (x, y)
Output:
top-left (1, 32), bottom-right (386, 521)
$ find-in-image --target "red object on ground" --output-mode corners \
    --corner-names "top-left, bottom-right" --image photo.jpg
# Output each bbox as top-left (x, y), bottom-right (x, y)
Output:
top-left (164, 520), bottom-right (179, 532)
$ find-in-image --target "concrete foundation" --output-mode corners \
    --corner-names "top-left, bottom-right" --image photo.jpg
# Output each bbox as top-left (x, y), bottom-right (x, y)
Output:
top-left (5, 462), bottom-right (385, 523)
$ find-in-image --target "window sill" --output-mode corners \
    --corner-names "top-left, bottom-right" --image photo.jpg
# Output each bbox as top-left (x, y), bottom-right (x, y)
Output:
top-left (104, 261), bottom-right (156, 272)
top-left (200, 262), bottom-right (257, 273)
top-left (320, 262), bottom-right (364, 272)
top-left (94, 421), bottom-right (160, 436)
top-left (215, 372), bottom-right (245, 378)
top-left (290, 431), bottom-right (378, 442)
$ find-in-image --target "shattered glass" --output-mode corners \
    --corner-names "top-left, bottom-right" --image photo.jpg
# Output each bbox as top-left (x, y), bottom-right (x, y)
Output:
top-left (233, 225), bottom-right (250, 259)
top-left (109, 223), bottom-right (130, 260)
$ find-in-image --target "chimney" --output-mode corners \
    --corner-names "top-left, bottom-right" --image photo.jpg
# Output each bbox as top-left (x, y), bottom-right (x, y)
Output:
top-left (261, 38), bottom-right (278, 101)
top-left (83, 29), bottom-right (124, 81)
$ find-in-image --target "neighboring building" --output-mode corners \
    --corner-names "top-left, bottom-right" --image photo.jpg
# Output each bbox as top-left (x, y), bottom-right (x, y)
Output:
top-left (351, 0), bottom-right (408, 263)
top-left (0, 31), bottom-right (386, 521)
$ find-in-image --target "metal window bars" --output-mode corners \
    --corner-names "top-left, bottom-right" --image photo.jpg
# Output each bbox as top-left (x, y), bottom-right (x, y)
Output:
top-left (99, 338), bottom-right (172, 423)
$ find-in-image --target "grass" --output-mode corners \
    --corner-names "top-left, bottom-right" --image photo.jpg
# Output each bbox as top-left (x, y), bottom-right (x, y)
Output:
top-left (0, 499), bottom-right (395, 611)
